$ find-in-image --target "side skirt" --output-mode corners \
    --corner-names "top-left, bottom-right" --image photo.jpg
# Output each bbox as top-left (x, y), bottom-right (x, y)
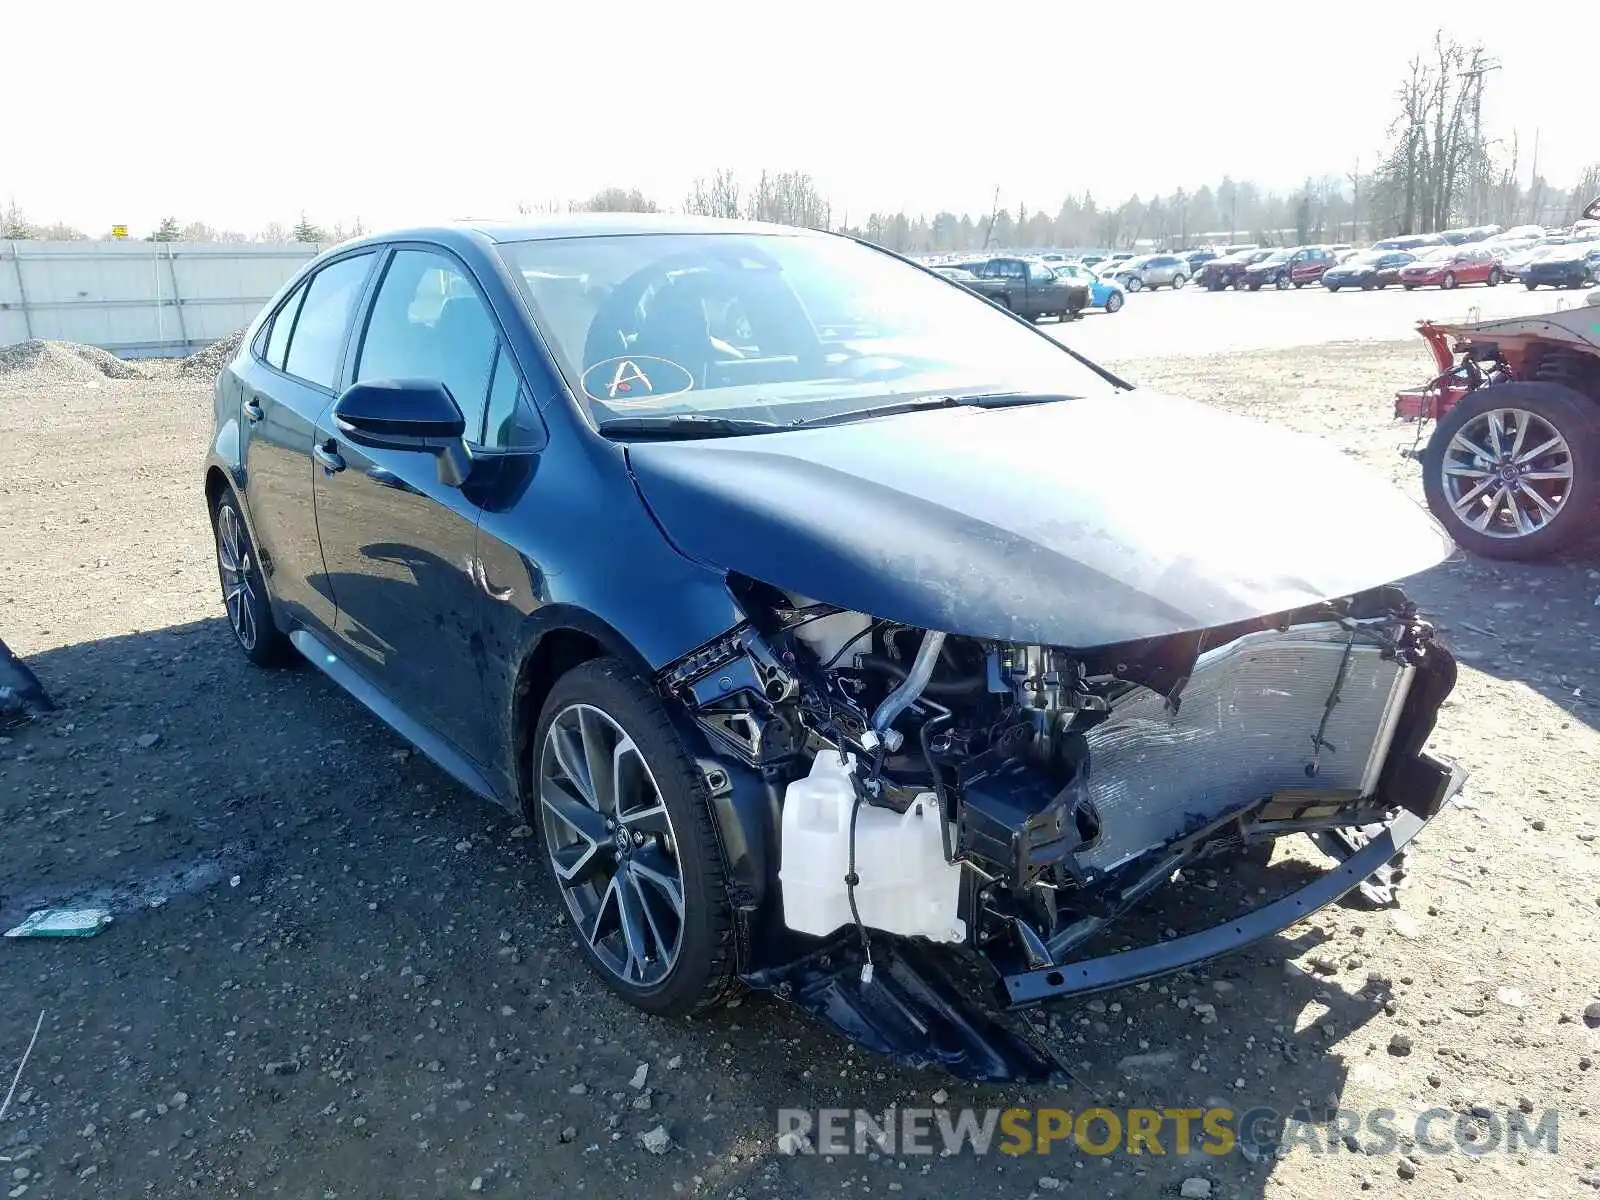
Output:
top-left (289, 629), bottom-right (503, 807)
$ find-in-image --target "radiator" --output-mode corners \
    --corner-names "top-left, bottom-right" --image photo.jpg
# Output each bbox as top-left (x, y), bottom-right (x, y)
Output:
top-left (1080, 623), bottom-right (1412, 873)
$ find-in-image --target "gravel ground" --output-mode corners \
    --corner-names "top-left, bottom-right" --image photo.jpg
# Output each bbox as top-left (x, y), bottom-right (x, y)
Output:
top-left (0, 337), bottom-right (1597, 1200)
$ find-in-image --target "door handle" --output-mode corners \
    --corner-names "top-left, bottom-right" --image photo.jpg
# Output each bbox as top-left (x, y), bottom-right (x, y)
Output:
top-left (313, 439), bottom-right (346, 474)
top-left (243, 398), bottom-right (264, 424)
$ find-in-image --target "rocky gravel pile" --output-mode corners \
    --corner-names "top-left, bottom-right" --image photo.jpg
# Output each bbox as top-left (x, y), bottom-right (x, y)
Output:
top-left (0, 339), bottom-right (143, 383)
top-left (176, 328), bottom-right (246, 379)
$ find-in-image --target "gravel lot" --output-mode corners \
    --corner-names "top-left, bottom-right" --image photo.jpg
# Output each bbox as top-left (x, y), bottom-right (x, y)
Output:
top-left (1, 317), bottom-right (1598, 1200)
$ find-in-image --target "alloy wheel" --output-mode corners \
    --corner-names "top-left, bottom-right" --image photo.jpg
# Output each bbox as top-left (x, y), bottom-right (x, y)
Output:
top-left (538, 703), bottom-right (685, 987)
top-left (1440, 407), bottom-right (1574, 539)
top-left (216, 504), bottom-right (258, 651)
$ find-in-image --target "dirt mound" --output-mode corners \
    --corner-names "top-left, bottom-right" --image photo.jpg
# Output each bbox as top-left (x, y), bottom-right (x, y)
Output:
top-left (0, 339), bottom-right (144, 382)
top-left (177, 328), bottom-right (247, 379)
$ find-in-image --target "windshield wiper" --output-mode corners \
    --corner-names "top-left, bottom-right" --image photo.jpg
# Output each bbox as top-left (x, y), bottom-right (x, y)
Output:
top-left (596, 414), bottom-right (787, 439)
top-left (791, 392), bottom-right (1078, 429)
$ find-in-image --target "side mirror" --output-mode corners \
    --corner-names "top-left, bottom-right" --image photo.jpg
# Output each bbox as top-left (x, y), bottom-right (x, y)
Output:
top-left (333, 379), bottom-right (472, 487)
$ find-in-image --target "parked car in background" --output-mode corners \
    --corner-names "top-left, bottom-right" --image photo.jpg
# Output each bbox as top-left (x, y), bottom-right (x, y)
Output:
top-left (1183, 249), bottom-right (1219, 276)
top-left (1522, 244), bottom-right (1600, 289)
top-left (1241, 246), bottom-right (1335, 290)
top-left (1372, 234), bottom-right (1446, 252)
top-left (1438, 224), bottom-right (1501, 245)
top-left (1499, 242), bottom-right (1570, 281)
top-left (1051, 262), bottom-right (1126, 313)
top-left (1486, 224), bottom-right (1547, 244)
top-left (1396, 245), bottom-right (1503, 290)
top-left (1079, 254), bottom-right (1108, 268)
top-left (957, 257), bottom-right (1088, 319)
top-left (1109, 253), bottom-right (1189, 291)
top-left (1196, 248), bottom-right (1274, 290)
top-left (1321, 250), bottom-right (1417, 291)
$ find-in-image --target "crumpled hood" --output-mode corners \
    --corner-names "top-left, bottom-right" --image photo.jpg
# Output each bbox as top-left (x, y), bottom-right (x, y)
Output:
top-left (626, 390), bottom-right (1452, 648)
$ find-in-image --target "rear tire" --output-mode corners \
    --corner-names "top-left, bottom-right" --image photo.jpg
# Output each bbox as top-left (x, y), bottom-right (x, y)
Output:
top-left (1486, 267), bottom-right (1502, 287)
top-left (1172, 274), bottom-right (1186, 289)
top-left (1524, 281), bottom-right (1538, 290)
top-left (1421, 382), bottom-right (1599, 561)
top-left (211, 490), bottom-right (293, 668)
top-left (532, 658), bottom-right (739, 1017)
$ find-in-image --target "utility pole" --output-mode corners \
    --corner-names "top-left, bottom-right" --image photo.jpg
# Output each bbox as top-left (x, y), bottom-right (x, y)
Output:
top-left (1528, 127), bottom-right (1541, 225)
top-left (1458, 57), bottom-right (1500, 224)
top-left (1346, 157), bottom-right (1361, 243)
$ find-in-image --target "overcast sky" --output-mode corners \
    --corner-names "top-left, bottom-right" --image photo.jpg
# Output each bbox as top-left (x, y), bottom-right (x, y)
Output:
top-left (9, 1), bottom-right (1595, 236)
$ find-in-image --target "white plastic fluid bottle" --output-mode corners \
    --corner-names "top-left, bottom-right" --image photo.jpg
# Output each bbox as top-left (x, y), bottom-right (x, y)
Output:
top-left (779, 752), bottom-right (966, 943)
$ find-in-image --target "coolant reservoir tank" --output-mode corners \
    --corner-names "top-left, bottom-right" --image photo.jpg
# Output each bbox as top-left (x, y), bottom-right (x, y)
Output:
top-left (779, 752), bottom-right (966, 943)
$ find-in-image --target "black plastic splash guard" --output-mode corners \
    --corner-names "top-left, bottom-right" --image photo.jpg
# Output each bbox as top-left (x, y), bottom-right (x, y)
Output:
top-left (743, 937), bottom-right (1071, 1084)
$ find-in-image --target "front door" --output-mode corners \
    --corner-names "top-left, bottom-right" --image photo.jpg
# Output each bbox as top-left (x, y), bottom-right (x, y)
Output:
top-left (311, 247), bottom-right (501, 765)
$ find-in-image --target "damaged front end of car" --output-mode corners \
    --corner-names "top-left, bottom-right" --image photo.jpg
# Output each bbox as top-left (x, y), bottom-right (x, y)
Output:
top-left (656, 578), bottom-right (1463, 1083)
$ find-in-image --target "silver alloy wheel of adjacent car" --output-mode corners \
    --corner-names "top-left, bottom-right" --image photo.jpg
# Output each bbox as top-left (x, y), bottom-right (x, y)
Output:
top-left (1125, 275), bottom-right (1142, 292)
top-left (1440, 407), bottom-right (1574, 539)
top-left (215, 504), bottom-right (258, 651)
top-left (538, 702), bottom-right (686, 987)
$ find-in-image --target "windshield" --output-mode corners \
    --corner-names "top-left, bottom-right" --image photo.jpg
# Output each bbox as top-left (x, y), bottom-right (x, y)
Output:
top-left (1416, 247), bottom-right (1454, 262)
top-left (499, 232), bottom-right (1114, 427)
top-left (1344, 251), bottom-right (1391, 266)
top-left (1259, 251), bottom-right (1292, 264)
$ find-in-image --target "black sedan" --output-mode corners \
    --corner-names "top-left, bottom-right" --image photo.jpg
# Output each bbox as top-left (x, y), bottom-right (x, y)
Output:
top-left (1320, 250), bottom-right (1416, 291)
top-left (205, 215), bottom-right (1464, 1080)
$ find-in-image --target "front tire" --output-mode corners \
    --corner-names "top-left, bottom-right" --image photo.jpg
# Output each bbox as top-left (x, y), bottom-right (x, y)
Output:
top-left (1105, 291), bottom-right (1124, 313)
top-left (211, 490), bottom-right (292, 667)
top-left (1486, 267), bottom-right (1502, 287)
top-left (1421, 382), bottom-right (1598, 561)
top-left (1126, 276), bottom-right (1143, 292)
top-left (533, 658), bottom-right (738, 1016)
top-left (1441, 271), bottom-right (1458, 290)
top-left (1275, 272), bottom-right (1291, 290)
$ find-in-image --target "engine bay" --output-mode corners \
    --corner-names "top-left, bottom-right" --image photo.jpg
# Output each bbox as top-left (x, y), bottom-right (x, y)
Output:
top-left (659, 575), bottom-right (1456, 1012)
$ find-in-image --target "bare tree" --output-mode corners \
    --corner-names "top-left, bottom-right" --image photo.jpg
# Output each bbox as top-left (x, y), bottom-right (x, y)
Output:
top-left (684, 170), bottom-right (742, 219)
top-left (577, 187), bottom-right (659, 213)
top-left (1372, 32), bottom-right (1492, 236)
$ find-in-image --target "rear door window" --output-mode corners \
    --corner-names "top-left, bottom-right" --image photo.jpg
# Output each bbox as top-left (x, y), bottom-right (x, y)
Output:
top-left (283, 253), bottom-right (375, 389)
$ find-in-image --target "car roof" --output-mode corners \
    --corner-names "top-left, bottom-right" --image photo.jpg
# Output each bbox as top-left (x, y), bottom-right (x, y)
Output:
top-left (330, 213), bottom-right (825, 253)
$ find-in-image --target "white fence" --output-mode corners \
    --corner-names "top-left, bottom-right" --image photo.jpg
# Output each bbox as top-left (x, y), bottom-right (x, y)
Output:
top-left (0, 240), bottom-right (320, 358)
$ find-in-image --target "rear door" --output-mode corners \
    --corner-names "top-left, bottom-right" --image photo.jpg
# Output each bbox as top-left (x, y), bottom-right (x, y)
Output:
top-left (238, 251), bottom-right (378, 634)
top-left (310, 245), bottom-right (501, 765)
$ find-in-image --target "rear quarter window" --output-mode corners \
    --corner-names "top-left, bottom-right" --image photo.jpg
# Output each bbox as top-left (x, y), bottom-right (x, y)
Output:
top-left (263, 284), bottom-right (306, 370)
